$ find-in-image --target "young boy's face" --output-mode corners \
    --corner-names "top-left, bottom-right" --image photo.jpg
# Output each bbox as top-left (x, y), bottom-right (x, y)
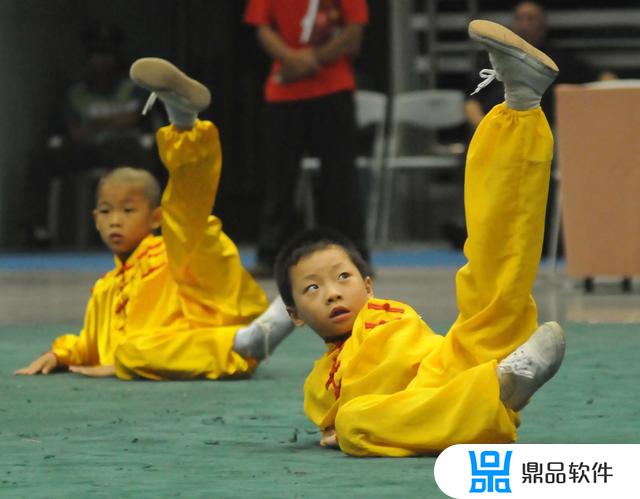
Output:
top-left (287, 245), bottom-right (373, 341)
top-left (93, 180), bottom-right (161, 262)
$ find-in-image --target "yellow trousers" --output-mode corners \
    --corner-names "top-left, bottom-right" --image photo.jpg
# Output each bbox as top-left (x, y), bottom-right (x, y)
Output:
top-left (335, 103), bottom-right (554, 456)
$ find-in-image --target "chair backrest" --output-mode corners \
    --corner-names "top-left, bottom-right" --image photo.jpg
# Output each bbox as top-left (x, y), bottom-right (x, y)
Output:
top-left (391, 89), bottom-right (466, 129)
top-left (355, 90), bottom-right (388, 128)
top-left (354, 90), bottom-right (388, 172)
top-left (388, 89), bottom-right (466, 158)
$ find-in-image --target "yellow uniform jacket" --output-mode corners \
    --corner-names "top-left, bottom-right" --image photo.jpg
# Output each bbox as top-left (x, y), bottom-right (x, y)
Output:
top-left (304, 298), bottom-right (443, 430)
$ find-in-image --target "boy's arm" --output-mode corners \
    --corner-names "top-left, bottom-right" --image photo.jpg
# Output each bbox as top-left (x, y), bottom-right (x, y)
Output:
top-left (68, 365), bottom-right (116, 377)
top-left (14, 291), bottom-right (102, 375)
top-left (14, 352), bottom-right (58, 375)
top-left (50, 287), bottom-right (103, 368)
top-left (16, 332), bottom-right (95, 375)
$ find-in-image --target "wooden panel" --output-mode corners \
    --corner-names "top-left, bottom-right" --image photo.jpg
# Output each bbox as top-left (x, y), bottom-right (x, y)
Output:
top-left (555, 84), bottom-right (640, 277)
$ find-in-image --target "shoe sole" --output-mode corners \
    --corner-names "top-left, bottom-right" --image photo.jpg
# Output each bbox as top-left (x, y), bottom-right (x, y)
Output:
top-left (540, 321), bottom-right (566, 380)
top-left (130, 58), bottom-right (211, 112)
top-left (469, 20), bottom-right (559, 75)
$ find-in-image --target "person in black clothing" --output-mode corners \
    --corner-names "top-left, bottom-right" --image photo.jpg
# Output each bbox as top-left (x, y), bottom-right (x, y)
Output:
top-left (25, 22), bottom-right (159, 247)
top-left (443, 1), bottom-right (616, 252)
top-left (465, 1), bottom-right (615, 128)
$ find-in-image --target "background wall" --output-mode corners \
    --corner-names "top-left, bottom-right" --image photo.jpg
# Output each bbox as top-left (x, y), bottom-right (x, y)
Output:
top-left (0, 0), bottom-right (178, 248)
top-left (0, 0), bottom-right (389, 249)
top-left (2, 1), bottom-right (636, 249)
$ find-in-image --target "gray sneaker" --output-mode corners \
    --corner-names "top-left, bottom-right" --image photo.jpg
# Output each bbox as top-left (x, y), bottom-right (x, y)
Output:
top-left (468, 19), bottom-right (558, 110)
top-left (498, 321), bottom-right (566, 411)
top-left (130, 57), bottom-right (211, 115)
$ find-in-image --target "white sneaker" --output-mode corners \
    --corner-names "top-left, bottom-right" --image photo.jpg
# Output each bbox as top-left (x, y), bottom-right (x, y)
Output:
top-left (498, 321), bottom-right (566, 411)
top-left (468, 19), bottom-right (558, 110)
top-left (130, 58), bottom-right (211, 122)
top-left (233, 296), bottom-right (295, 361)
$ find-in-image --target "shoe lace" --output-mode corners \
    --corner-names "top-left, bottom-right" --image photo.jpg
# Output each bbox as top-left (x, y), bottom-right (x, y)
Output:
top-left (142, 92), bottom-right (158, 115)
top-left (502, 347), bottom-right (535, 378)
top-left (470, 69), bottom-right (497, 96)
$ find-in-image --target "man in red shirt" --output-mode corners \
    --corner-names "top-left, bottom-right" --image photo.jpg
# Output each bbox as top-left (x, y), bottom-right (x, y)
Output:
top-left (244, 0), bottom-right (370, 277)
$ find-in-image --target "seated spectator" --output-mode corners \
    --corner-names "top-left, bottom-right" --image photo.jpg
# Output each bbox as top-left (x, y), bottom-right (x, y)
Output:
top-left (465, 1), bottom-right (616, 128)
top-left (443, 1), bottom-right (617, 252)
top-left (26, 21), bottom-right (159, 246)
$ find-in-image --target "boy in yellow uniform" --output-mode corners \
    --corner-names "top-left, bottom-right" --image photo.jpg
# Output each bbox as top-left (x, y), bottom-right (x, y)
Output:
top-left (16, 59), bottom-right (293, 380)
top-left (274, 20), bottom-right (566, 456)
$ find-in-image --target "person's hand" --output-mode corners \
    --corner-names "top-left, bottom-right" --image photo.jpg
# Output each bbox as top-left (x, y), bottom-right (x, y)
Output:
top-left (14, 352), bottom-right (58, 375)
top-left (278, 48), bottom-right (321, 83)
top-left (69, 365), bottom-right (116, 377)
top-left (320, 427), bottom-right (339, 448)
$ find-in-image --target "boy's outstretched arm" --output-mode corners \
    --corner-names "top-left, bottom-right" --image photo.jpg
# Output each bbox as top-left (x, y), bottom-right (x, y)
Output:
top-left (15, 353), bottom-right (115, 377)
top-left (15, 352), bottom-right (58, 375)
top-left (16, 288), bottom-right (110, 376)
top-left (68, 365), bottom-right (115, 377)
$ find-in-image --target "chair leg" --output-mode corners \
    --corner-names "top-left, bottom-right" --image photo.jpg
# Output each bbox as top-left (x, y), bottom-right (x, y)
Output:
top-left (584, 277), bottom-right (594, 293)
top-left (548, 178), bottom-right (562, 274)
top-left (366, 168), bottom-right (380, 247)
top-left (76, 177), bottom-right (93, 248)
top-left (296, 166), bottom-right (316, 230)
top-left (47, 176), bottom-right (62, 245)
top-left (379, 171), bottom-right (393, 245)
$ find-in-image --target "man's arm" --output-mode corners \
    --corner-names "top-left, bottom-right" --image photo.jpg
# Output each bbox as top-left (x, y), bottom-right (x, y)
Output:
top-left (256, 23), bottom-right (364, 84)
top-left (313, 24), bottom-right (364, 65)
top-left (257, 25), bottom-right (321, 83)
top-left (465, 99), bottom-right (486, 129)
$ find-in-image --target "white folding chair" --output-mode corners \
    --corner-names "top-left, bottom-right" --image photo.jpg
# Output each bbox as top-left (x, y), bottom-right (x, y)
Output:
top-left (299, 90), bottom-right (388, 245)
top-left (379, 89), bottom-right (466, 243)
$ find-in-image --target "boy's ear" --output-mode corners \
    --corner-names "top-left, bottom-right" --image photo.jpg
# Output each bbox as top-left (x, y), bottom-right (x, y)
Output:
top-left (150, 206), bottom-right (162, 230)
top-left (92, 209), bottom-right (98, 229)
top-left (287, 306), bottom-right (305, 327)
top-left (364, 276), bottom-right (374, 297)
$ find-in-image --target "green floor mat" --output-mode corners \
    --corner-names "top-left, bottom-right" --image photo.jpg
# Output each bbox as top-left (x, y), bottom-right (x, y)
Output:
top-left (1, 323), bottom-right (638, 498)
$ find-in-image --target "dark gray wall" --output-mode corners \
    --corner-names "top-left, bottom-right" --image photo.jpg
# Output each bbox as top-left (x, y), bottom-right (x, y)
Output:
top-left (0, 0), bottom-right (181, 248)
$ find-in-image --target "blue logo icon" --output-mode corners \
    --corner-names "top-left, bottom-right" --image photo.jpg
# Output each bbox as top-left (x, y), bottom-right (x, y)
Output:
top-left (469, 450), bottom-right (512, 493)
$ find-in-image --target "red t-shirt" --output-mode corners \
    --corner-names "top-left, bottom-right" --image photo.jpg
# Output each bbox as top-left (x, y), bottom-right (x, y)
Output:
top-left (244, 0), bottom-right (369, 102)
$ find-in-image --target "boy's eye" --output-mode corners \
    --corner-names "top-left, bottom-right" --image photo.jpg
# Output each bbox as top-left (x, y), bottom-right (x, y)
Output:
top-left (124, 207), bottom-right (136, 213)
top-left (98, 208), bottom-right (110, 214)
top-left (338, 272), bottom-right (351, 280)
top-left (303, 283), bottom-right (319, 294)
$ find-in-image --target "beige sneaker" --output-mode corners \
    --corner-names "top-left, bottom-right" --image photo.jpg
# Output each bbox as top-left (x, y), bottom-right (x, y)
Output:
top-left (469, 20), bottom-right (558, 110)
top-left (130, 58), bottom-right (211, 118)
top-left (498, 321), bottom-right (566, 411)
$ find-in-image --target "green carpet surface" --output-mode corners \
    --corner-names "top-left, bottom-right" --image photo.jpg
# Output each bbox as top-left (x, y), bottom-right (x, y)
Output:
top-left (2, 323), bottom-right (638, 498)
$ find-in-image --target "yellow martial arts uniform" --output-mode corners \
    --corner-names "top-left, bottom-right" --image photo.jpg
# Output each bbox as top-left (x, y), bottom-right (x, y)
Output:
top-left (304, 103), bottom-right (553, 456)
top-left (51, 120), bottom-right (269, 380)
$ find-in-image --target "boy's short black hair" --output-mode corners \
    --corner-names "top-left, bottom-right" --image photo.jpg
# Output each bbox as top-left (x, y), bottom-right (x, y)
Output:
top-left (275, 228), bottom-right (371, 308)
